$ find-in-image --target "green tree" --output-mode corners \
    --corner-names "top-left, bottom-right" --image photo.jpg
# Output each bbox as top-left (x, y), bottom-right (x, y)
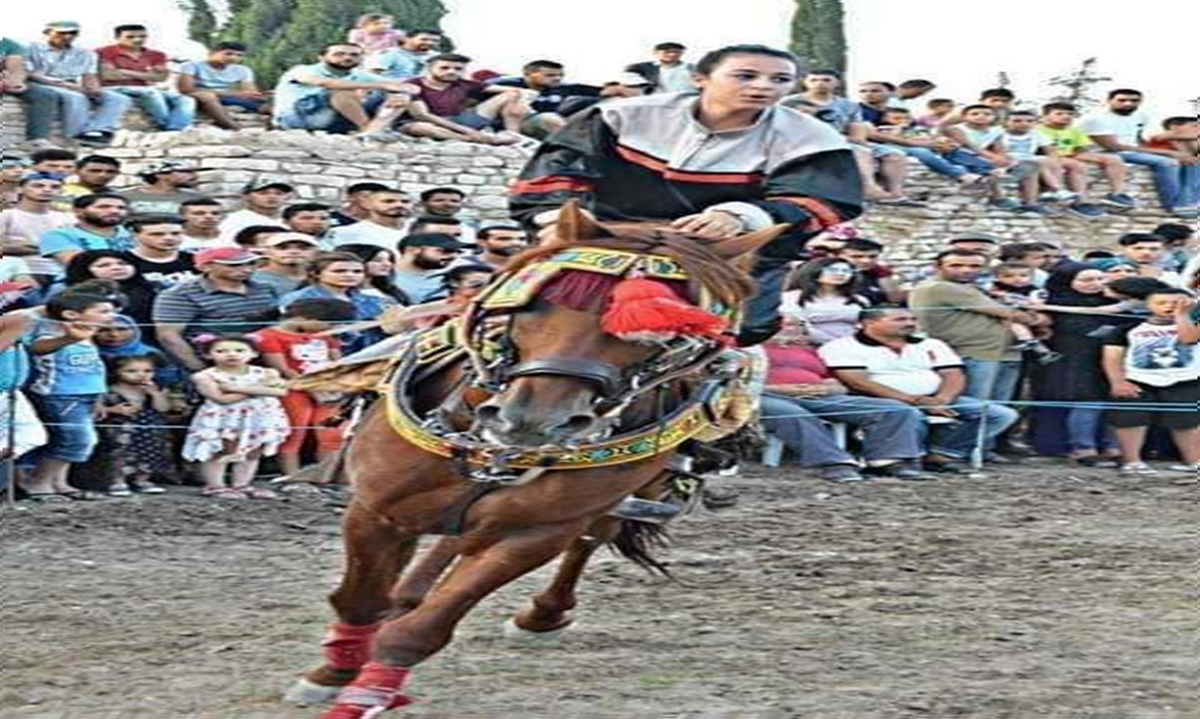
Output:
top-left (178, 0), bottom-right (448, 86)
top-left (789, 0), bottom-right (847, 76)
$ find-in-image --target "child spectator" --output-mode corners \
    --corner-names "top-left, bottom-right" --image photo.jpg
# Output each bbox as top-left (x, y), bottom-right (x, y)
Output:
top-left (941, 104), bottom-right (1023, 210)
top-left (1003, 110), bottom-right (1107, 217)
top-left (988, 262), bottom-right (1059, 364)
top-left (780, 258), bottom-right (871, 346)
top-left (917, 98), bottom-right (955, 128)
top-left (22, 290), bottom-right (117, 501)
top-left (253, 298), bottom-right (356, 478)
top-left (1037, 102), bottom-right (1135, 209)
top-left (94, 355), bottom-right (173, 496)
top-left (182, 334), bottom-right (290, 499)
top-left (1102, 288), bottom-right (1200, 475)
top-left (94, 314), bottom-right (185, 389)
top-left (347, 13), bottom-right (405, 55)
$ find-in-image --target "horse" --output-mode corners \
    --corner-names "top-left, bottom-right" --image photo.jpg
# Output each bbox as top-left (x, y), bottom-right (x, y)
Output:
top-left (285, 203), bottom-right (786, 718)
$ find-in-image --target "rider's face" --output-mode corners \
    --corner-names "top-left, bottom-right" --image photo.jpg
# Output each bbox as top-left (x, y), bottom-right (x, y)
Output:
top-left (695, 54), bottom-right (796, 112)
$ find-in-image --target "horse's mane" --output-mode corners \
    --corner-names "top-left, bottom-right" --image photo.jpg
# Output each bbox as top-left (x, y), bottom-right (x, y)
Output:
top-left (505, 226), bottom-right (757, 308)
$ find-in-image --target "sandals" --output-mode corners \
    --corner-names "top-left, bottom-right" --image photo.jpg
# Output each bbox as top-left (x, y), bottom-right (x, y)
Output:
top-left (20, 492), bottom-right (72, 504)
top-left (60, 490), bottom-right (107, 501)
top-left (238, 486), bottom-right (279, 500)
top-left (202, 486), bottom-right (247, 500)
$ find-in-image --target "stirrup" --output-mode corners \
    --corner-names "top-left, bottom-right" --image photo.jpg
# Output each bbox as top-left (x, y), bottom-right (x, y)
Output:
top-left (607, 497), bottom-right (682, 525)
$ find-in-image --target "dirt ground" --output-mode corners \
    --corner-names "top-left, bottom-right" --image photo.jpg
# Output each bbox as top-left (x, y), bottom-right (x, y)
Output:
top-left (1, 460), bottom-right (1198, 719)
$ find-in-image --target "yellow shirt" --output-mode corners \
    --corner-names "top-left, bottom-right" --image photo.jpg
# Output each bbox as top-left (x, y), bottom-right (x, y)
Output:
top-left (1037, 125), bottom-right (1093, 157)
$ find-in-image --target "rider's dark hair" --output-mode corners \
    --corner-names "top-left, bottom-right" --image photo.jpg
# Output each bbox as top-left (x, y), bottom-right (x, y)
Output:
top-left (695, 45), bottom-right (798, 76)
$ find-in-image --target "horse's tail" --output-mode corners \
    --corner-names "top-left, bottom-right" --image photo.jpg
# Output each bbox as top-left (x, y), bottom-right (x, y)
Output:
top-left (609, 520), bottom-right (673, 578)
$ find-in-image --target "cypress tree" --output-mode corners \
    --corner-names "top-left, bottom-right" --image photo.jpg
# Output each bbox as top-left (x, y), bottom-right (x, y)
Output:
top-left (789, 0), bottom-right (847, 75)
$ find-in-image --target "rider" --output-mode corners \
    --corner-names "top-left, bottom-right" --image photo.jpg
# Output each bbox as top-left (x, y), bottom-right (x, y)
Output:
top-left (510, 44), bottom-right (864, 345)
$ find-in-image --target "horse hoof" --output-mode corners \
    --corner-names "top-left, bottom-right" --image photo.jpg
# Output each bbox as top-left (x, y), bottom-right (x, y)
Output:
top-left (283, 677), bottom-right (344, 706)
top-left (502, 618), bottom-right (573, 641)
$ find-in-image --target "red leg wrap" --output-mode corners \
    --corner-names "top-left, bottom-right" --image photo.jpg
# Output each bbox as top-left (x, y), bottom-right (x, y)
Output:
top-left (321, 622), bottom-right (382, 672)
top-left (321, 662), bottom-right (413, 719)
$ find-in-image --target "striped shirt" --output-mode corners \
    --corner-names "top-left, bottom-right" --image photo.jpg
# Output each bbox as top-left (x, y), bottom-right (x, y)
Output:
top-left (152, 276), bottom-right (279, 336)
top-left (26, 43), bottom-right (99, 82)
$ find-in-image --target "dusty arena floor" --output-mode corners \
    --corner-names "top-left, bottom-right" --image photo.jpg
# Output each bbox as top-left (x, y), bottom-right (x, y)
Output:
top-left (1, 462), bottom-right (1198, 719)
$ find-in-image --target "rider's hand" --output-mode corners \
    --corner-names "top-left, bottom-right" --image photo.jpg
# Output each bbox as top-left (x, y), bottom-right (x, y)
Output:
top-left (671, 211), bottom-right (745, 240)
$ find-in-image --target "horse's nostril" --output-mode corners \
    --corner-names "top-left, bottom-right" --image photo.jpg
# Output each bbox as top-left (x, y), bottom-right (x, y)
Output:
top-left (476, 405), bottom-right (502, 424)
top-left (559, 414), bottom-right (597, 435)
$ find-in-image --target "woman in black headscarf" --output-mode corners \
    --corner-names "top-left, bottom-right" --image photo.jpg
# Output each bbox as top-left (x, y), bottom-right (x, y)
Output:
top-left (1032, 262), bottom-right (1121, 465)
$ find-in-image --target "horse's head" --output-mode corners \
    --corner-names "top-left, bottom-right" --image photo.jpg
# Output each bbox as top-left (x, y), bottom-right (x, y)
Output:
top-left (466, 203), bottom-right (786, 447)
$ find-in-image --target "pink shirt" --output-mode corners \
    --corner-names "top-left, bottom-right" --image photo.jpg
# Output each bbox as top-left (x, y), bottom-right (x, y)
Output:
top-left (347, 28), bottom-right (406, 54)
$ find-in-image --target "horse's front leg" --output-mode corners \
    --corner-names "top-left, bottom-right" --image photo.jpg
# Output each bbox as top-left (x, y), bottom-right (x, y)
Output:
top-left (318, 521), bottom-right (589, 719)
top-left (388, 536), bottom-right (462, 616)
top-left (285, 502), bottom-right (418, 706)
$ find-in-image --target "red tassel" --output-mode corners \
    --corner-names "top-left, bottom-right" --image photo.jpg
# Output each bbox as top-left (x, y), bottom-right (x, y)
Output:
top-left (601, 278), bottom-right (728, 342)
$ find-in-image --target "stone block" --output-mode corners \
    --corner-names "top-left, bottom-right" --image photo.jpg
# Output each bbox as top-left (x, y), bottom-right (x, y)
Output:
top-left (167, 145), bottom-right (253, 158)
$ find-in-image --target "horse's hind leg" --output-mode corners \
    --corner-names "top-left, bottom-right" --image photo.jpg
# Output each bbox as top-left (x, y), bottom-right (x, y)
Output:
top-left (509, 517), bottom-right (622, 635)
top-left (286, 502), bottom-right (418, 706)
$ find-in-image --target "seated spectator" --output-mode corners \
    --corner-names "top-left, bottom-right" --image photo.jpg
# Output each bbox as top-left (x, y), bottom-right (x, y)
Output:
top-left (251, 231), bottom-right (319, 294)
top-left (96, 24), bottom-right (195, 131)
top-left (152, 247), bottom-right (279, 370)
top-left (337, 243), bottom-right (409, 303)
top-left (1037, 102), bottom-right (1135, 209)
top-left (779, 257), bottom-right (870, 346)
top-left (1, 36), bottom-right (59, 146)
top-left (398, 53), bottom-right (534, 144)
top-left (40, 192), bottom-right (133, 264)
top-left (281, 202), bottom-right (334, 248)
top-left (119, 161), bottom-right (206, 214)
top-left (1118, 233), bottom-right (1185, 286)
top-left (346, 13), bottom-right (404, 56)
top-left (25, 21), bottom-right (132, 145)
top-left (851, 81), bottom-right (918, 204)
top-left (624, 42), bottom-right (695, 94)
top-left (121, 213), bottom-right (198, 288)
top-left (1003, 110), bottom-right (1107, 216)
top-left (872, 105), bottom-right (995, 191)
top-left (178, 42), bottom-right (271, 130)
top-left (0, 157), bottom-right (27, 209)
top-left (179, 197), bottom-right (227, 251)
top-left (1082, 89), bottom-right (1200, 218)
top-left (856, 80), bottom-right (895, 126)
top-left (759, 314), bottom-right (929, 482)
top-left (1144, 116), bottom-right (1200, 156)
top-left (328, 188), bottom-right (414, 249)
top-left (892, 78), bottom-right (936, 112)
top-left (273, 43), bottom-right (416, 135)
top-left (219, 179), bottom-right (293, 241)
top-left (819, 306), bottom-right (1020, 472)
top-left (61, 250), bottom-right (157, 330)
top-left (93, 353), bottom-right (175, 496)
top-left (280, 251), bottom-right (398, 352)
top-left (493, 60), bottom-right (617, 137)
top-left (837, 237), bottom-right (905, 304)
top-left (1102, 288), bottom-right (1200, 474)
top-left (0, 172), bottom-right (74, 258)
top-left (393, 232), bottom-right (466, 302)
top-left (331, 182), bottom-right (391, 227)
top-left (917, 98), bottom-right (956, 127)
top-left (474, 221), bottom-right (529, 270)
top-left (367, 29), bottom-right (443, 79)
top-left (62, 154), bottom-right (121, 200)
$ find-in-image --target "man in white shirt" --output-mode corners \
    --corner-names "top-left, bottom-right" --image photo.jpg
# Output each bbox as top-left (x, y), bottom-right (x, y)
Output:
top-left (218, 179), bottom-right (292, 242)
top-left (328, 188), bottom-right (414, 250)
top-left (0, 172), bottom-right (73, 257)
top-left (624, 42), bottom-right (696, 94)
top-left (179, 197), bottom-right (227, 251)
top-left (818, 306), bottom-right (1019, 472)
top-left (1082, 88), bottom-right (1200, 217)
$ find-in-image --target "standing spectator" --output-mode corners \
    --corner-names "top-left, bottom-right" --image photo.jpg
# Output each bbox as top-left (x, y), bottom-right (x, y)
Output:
top-left (26, 148), bottom-right (77, 212)
top-left (367, 29), bottom-right (444, 80)
top-left (121, 214), bottom-right (198, 288)
top-left (62, 250), bottom-right (157, 333)
top-left (255, 298), bottom-right (357, 477)
top-left (96, 24), bottom-right (195, 131)
top-left (61, 154), bottom-right (121, 200)
top-left (233, 225), bottom-right (289, 252)
top-left (418, 187), bottom-right (466, 220)
top-left (1, 36), bottom-right (59, 147)
top-left (0, 157), bottom-right (27, 209)
top-left (219, 179), bottom-right (293, 241)
top-left (251, 232), bottom-right (319, 294)
top-left (179, 197), bottom-right (227, 251)
top-left (624, 42), bottom-right (695, 94)
top-left (1037, 102), bottom-right (1135, 209)
top-left (1082, 89), bottom-right (1200, 217)
top-left (409, 215), bottom-right (464, 239)
top-left (0, 312), bottom-right (48, 464)
top-left (1117, 233), bottom-right (1185, 286)
top-left (330, 182), bottom-right (390, 227)
top-left (474, 221), bottom-right (529, 270)
top-left (856, 81), bottom-right (895, 126)
top-left (0, 173), bottom-right (73, 257)
top-left (337, 244), bottom-right (409, 303)
top-left (23, 290), bottom-right (117, 500)
top-left (279, 252), bottom-right (398, 352)
top-left (391, 233), bottom-right (465, 302)
top-left (837, 237), bottom-right (905, 304)
top-left (328, 188), bottom-right (413, 249)
top-left (182, 334), bottom-right (290, 500)
top-left (779, 258), bottom-right (870, 346)
top-left (152, 248), bottom-right (278, 370)
top-left (273, 43), bottom-right (416, 135)
top-left (1151, 223), bottom-right (1194, 275)
top-left (40, 192), bottom-right (132, 264)
top-left (283, 203), bottom-right (335, 248)
top-left (398, 53), bottom-right (533, 144)
top-left (1102, 288), bottom-right (1200, 474)
top-left (26, 21), bottom-right (132, 145)
top-left (94, 355), bottom-right (173, 496)
top-left (119, 161), bottom-right (205, 214)
top-left (177, 42), bottom-right (270, 130)
top-left (819, 306), bottom-right (1020, 472)
top-left (346, 13), bottom-right (404, 56)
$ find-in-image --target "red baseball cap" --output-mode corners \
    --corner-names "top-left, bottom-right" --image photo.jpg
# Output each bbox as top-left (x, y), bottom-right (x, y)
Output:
top-left (194, 247), bottom-right (262, 266)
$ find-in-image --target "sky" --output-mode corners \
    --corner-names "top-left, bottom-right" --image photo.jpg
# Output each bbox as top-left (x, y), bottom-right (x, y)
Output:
top-left (8, 0), bottom-right (1200, 121)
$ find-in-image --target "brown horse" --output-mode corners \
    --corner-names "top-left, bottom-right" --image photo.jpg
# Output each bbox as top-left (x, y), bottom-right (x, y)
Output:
top-left (286, 204), bottom-right (785, 718)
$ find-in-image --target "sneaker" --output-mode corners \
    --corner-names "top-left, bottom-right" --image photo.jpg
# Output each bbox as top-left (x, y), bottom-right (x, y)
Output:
top-left (129, 478), bottom-right (167, 494)
top-left (1101, 192), bottom-right (1137, 209)
top-left (1170, 207), bottom-right (1200, 219)
top-left (1038, 190), bottom-right (1079, 203)
top-left (1016, 203), bottom-right (1052, 215)
top-left (1066, 203), bottom-right (1107, 219)
top-left (887, 459), bottom-right (935, 481)
top-left (989, 197), bottom-right (1023, 211)
top-left (1166, 462), bottom-right (1200, 473)
top-left (819, 465), bottom-right (867, 483)
top-left (106, 482), bottom-right (133, 498)
top-left (923, 459), bottom-right (969, 474)
top-left (1118, 462), bottom-right (1158, 476)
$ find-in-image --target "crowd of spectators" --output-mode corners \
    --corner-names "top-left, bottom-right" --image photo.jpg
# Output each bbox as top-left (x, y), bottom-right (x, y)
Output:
top-left (0, 17), bottom-right (1197, 501)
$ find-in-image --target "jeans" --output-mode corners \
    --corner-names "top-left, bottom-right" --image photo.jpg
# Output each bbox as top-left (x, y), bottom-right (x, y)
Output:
top-left (112, 86), bottom-right (196, 130)
top-left (218, 94), bottom-right (269, 112)
top-left (8, 85), bottom-right (60, 140)
top-left (1065, 407), bottom-right (1116, 453)
top-left (29, 393), bottom-right (100, 462)
top-left (962, 358), bottom-right (1023, 403)
top-left (739, 259), bottom-right (790, 346)
top-left (32, 84), bottom-right (132, 137)
top-left (1118, 151), bottom-right (1200, 209)
top-left (760, 393), bottom-right (925, 466)
top-left (277, 91), bottom-right (384, 133)
top-left (925, 396), bottom-right (1020, 461)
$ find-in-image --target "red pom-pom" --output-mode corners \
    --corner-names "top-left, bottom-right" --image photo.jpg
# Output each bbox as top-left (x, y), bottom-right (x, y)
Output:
top-left (602, 278), bottom-right (728, 342)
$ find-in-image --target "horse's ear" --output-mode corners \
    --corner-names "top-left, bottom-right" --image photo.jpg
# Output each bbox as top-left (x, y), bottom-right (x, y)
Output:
top-left (707, 224), bottom-right (791, 259)
top-left (555, 200), bottom-right (607, 243)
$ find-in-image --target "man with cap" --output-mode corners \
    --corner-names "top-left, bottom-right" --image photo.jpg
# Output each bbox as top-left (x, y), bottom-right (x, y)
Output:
top-left (152, 247), bottom-right (278, 370)
top-left (25, 21), bottom-right (133, 145)
top-left (119, 161), bottom-right (206, 214)
top-left (473, 220), bottom-right (529, 270)
top-left (252, 232), bottom-right (320, 294)
top-left (1, 37), bottom-right (60, 146)
top-left (219, 179), bottom-right (294, 242)
top-left (97, 24), bottom-right (196, 131)
top-left (328, 188), bottom-right (414, 250)
top-left (624, 42), bottom-right (695, 94)
top-left (394, 232), bottom-right (466, 302)
top-left (40, 192), bottom-right (133, 265)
